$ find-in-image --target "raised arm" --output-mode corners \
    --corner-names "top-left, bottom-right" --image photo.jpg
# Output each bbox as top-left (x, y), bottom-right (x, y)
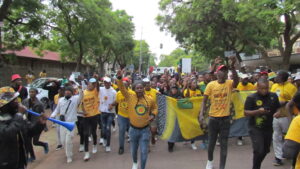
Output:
top-left (116, 70), bottom-right (130, 99)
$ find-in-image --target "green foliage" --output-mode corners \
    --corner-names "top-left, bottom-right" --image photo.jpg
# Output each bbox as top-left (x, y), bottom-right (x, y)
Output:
top-left (131, 40), bottom-right (155, 73)
top-left (157, 0), bottom-right (300, 68)
top-left (159, 48), bottom-right (209, 72)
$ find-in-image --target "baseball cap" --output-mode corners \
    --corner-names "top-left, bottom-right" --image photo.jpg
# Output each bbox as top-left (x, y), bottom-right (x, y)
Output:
top-left (11, 74), bottom-right (21, 82)
top-left (216, 65), bottom-right (228, 73)
top-left (89, 78), bottom-right (97, 83)
top-left (294, 73), bottom-right (300, 81)
top-left (142, 78), bottom-right (150, 83)
top-left (103, 77), bottom-right (111, 83)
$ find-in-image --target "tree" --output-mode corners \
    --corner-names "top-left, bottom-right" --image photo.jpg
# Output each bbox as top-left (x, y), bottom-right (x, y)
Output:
top-left (157, 0), bottom-right (300, 70)
top-left (159, 48), bottom-right (209, 72)
top-left (131, 40), bottom-right (155, 73)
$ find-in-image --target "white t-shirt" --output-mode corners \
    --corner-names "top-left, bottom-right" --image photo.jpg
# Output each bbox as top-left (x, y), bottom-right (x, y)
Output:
top-left (99, 87), bottom-right (116, 113)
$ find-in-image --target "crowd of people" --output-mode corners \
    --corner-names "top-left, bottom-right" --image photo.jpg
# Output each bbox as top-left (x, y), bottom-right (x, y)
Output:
top-left (1, 56), bottom-right (300, 169)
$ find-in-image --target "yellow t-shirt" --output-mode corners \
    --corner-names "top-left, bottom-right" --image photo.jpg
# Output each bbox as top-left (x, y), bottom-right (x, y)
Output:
top-left (204, 80), bottom-right (233, 117)
top-left (54, 94), bottom-right (59, 105)
top-left (82, 89), bottom-right (100, 117)
top-left (183, 89), bottom-right (201, 97)
top-left (39, 72), bottom-right (47, 78)
top-left (116, 89), bottom-right (135, 118)
top-left (112, 83), bottom-right (118, 90)
top-left (237, 82), bottom-right (255, 91)
top-left (285, 115), bottom-right (300, 169)
top-left (144, 88), bottom-right (158, 102)
top-left (271, 82), bottom-right (297, 102)
top-left (117, 79), bottom-right (158, 128)
top-left (25, 74), bottom-right (35, 84)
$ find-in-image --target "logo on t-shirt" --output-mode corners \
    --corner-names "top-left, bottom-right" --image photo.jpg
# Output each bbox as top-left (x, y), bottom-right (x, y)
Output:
top-left (135, 104), bottom-right (147, 116)
top-left (256, 100), bottom-right (263, 106)
top-left (104, 96), bottom-right (108, 101)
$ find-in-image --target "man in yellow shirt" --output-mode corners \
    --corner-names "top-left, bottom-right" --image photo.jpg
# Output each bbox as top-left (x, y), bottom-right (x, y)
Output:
top-left (271, 70), bottom-right (298, 166)
top-left (237, 74), bottom-right (255, 91)
top-left (25, 71), bottom-right (35, 84)
top-left (283, 115), bottom-right (300, 169)
top-left (116, 70), bottom-right (157, 169)
top-left (116, 78), bottom-right (134, 155)
top-left (199, 56), bottom-right (239, 169)
top-left (39, 70), bottom-right (47, 78)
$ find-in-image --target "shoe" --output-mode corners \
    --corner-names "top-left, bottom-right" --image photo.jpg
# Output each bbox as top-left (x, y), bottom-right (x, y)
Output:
top-left (273, 157), bottom-right (283, 166)
top-left (67, 157), bottom-right (72, 163)
top-left (56, 145), bottom-right (63, 151)
top-left (103, 139), bottom-right (107, 147)
top-left (118, 147), bottom-right (124, 155)
top-left (105, 146), bottom-right (111, 152)
top-left (191, 143), bottom-right (197, 150)
top-left (237, 139), bottom-right (243, 146)
top-left (99, 138), bottom-right (104, 145)
top-left (79, 144), bottom-right (84, 152)
top-left (83, 152), bottom-right (90, 161)
top-left (168, 144), bottom-right (174, 153)
top-left (132, 162), bottom-right (138, 169)
top-left (206, 160), bottom-right (213, 169)
top-left (92, 145), bottom-right (97, 154)
top-left (89, 137), bottom-right (92, 142)
top-left (44, 143), bottom-right (49, 154)
top-left (28, 157), bottom-right (36, 163)
top-left (112, 127), bottom-right (116, 132)
top-left (216, 141), bottom-right (220, 146)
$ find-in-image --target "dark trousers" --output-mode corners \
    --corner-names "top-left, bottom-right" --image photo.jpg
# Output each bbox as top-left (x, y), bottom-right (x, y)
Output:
top-left (249, 127), bottom-right (272, 169)
top-left (101, 112), bottom-right (115, 146)
top-left (77, 116), bottom-right (84, 145)
top-left (208, 116), bottom-right (230, 169)
top-left (27, 125), bottom-right (46, 159)
top-left (83, 115), bottom-right (98, 151)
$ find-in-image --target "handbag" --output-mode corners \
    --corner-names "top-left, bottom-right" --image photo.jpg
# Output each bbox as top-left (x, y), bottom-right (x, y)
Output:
top-left (60, 100), bottom-right (72, 121)
top-left (177, 98), bottom-right (193, 109)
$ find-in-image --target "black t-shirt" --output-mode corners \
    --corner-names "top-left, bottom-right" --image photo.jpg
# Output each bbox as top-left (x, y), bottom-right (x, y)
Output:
top-left (244, 92), bottom-right (280, 130)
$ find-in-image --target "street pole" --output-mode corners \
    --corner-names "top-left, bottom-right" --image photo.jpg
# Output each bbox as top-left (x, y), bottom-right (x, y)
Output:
top-left (138, 27), bottom-right (143, 75)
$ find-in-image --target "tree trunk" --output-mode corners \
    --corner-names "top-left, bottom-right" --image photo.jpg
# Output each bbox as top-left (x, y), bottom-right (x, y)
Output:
top-left (281, 43), bottom-right (293, 70)
top-left (75, 41), bottom-right (83, 72)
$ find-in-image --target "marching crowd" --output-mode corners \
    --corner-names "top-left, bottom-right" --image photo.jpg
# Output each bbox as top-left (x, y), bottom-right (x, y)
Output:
top-left (1, 56), bottom-right (300, 169)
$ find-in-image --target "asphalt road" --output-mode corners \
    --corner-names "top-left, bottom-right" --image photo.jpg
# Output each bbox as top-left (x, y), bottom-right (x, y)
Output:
top-left (28, 121), bottom-right (290, 169)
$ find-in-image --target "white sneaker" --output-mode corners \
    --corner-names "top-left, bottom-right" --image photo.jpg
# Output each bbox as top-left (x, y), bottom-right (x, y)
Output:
top-left (67, 157), bottom-right (72, 163)
top-left (112, 127), bottom-right (116, 132)
top-left (237, 139), bottom-right (243, 146)
top-left (89, 137), bottom-right (92, 142)
top-left (103, 139), bottom-right (107, 147)
top-left (99, 138), bottom-right (104, 145)
top-left (206, 160), bottom-right (213, 169)
top-left (92, 145), bottom-right (97, 154)
top-left (216, 141), bottom-right (220, 146)
top-left (191, 143), bottom-right (197, 150)
top-left (79, 144), bottom-right (84, 152)
top-left (105, 146), bottom-right (111, 152)
top-left (132, 162), bottom-right (138, 169)
top-left (83, 152), bottom-right (90, 161)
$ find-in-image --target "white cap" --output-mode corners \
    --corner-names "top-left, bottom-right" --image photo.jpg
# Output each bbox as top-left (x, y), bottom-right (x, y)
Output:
top-left (103, 77), bottom-right (111, 83)
top-left (240, 73), bottom-right (249, 79)
top-left (142, 78), bottom-right (150, 82)
top-left (89, 78), bottom-right (97, 83)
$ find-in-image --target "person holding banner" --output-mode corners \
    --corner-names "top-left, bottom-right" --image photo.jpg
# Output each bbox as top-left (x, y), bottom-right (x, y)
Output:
top-left (0, 87), bottom-right (47, 169)
top-left (271, 70), bottom-right (297, 166)
top-left (116, 69), bottom-right (158, 169)
top-left (50, 86), bottom-right (83, 163)
top-left (199, 56), bottom-right (239, 169)
top-left (244, 78), bottom-right (280, 169)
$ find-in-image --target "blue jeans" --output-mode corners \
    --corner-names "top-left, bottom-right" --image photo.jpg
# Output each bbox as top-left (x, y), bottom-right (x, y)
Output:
top-left (118, 115), bottom-right (129, 149)
top-left (129, 126), bottom-right (150, 169)
top-left (101, 112), bottom-right (114, 146)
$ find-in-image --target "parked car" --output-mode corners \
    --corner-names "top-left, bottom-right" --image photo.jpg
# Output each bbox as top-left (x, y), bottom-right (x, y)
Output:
top-left (26, 77), bottom-right (62, 108)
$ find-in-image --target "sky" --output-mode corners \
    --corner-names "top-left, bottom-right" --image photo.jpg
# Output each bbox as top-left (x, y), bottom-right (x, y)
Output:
top-left (109, 0), bottom-right (179, 63)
